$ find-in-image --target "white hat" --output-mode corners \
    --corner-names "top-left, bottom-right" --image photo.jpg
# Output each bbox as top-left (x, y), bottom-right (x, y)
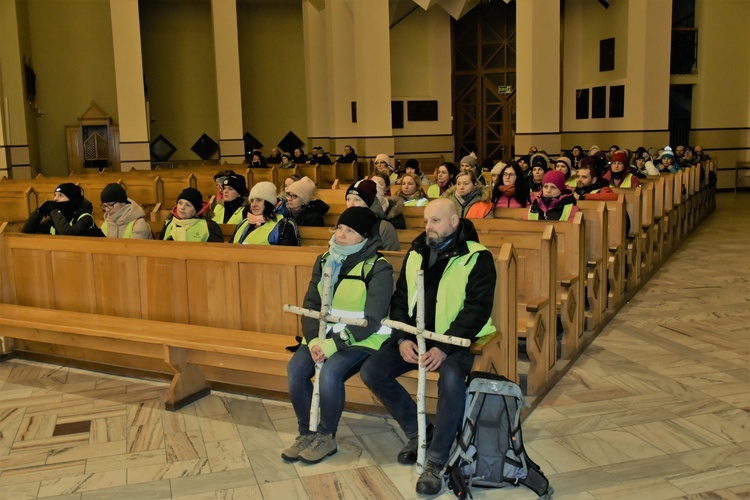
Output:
top-left (248, 181), bottom-right (278, 205)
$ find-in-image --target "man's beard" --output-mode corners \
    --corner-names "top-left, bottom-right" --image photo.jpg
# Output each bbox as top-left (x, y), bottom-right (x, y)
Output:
top-left (426, 231), bottom-right (449, 249)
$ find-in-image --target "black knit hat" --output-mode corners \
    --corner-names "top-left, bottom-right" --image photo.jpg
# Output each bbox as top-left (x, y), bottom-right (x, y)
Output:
top-left (405, 158), bottom-right (421, 175)
top-left (177, 187), bottom-right (204, 211)
top-left (100, 183), bottom-right (128, 204)
top-left (346, 179), bottom-right (377, 207)
top-left (531, 155), bottom-right (548, 170)
top-left (55, 183), bottom-right (83, 205)
top-left (222, 174), bottom-right (248, 197)
top-left (337, 207), bottom-right (377, 238)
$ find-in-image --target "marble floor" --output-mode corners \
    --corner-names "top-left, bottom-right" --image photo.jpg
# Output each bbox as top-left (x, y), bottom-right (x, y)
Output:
top-left (0, 193), bottom-right (748, 499)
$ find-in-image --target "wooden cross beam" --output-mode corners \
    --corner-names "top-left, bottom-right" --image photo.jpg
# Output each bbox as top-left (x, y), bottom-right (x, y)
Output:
top-left (381, 270), bottom-right (470, 473)
top-left (283, 269), bottom-right (367, 431)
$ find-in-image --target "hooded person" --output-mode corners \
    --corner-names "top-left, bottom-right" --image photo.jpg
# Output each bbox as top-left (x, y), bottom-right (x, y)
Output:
top-left (232, 181), bottom-right (299, 246)
top-left (284, 176), bottom-right (330, 227)
top-left (213, 174), bottom-right (249, 225)
top-left (525, 170), bottom-right (580, 221)
top-left (282, 206), bottom-right (394, 465)
top-left (160, 187), bottom-right (223, 242)
top-left (345, 179), bottom-right (401, 251)
top-left (22, 182), bottom-right (104, 237)
top-left (99, 183), bottom-right (152, 239)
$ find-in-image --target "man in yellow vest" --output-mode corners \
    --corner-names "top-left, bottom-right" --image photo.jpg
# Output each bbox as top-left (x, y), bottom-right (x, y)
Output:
top-left (360, 198), bottom-right (497, 496)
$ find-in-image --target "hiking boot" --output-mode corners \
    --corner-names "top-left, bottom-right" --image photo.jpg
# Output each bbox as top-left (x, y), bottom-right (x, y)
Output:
top-left (416, 459), bottom-right (445, 495)
top-left (280, 433), bottom-right (316, 462)
top-left (298, 433), bottom-right (337, 464)
top-left (397, 424), bottom-right (433, 465)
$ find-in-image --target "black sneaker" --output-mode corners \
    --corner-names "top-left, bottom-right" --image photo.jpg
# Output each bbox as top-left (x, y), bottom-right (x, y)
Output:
top-left (397, 424), bottom-right (433, 465)
top-left (416, 459), bottom-right (445, 495)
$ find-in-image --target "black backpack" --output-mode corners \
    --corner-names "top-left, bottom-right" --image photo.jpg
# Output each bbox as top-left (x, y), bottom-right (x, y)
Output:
top-left (445, 372), bottom-right (553, 499)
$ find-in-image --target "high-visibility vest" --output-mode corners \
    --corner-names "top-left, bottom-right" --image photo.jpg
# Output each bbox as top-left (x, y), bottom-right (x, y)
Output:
top-left (50, 213), bottom-right (93, 235)
top-left (233, 216), bottom-right (280, 244)
top-left (404, 242), bottom-right (495, 340)
top-left (527, 203), bottom-right (574, 221)
top-left (162, 219), bottom-right (210, 242)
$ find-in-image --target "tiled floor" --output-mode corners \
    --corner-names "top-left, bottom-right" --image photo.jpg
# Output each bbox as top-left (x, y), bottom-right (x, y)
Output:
top-left (0, 193), bottom-right (748, 499)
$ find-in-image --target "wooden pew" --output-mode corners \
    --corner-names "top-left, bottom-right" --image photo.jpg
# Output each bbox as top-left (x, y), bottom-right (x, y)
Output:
top-left (0, 232), bottom-right (516, 410)
top-left (0, 186), bottom-right (38, 222)
top-left (612, 187), bottom-right (644, 291)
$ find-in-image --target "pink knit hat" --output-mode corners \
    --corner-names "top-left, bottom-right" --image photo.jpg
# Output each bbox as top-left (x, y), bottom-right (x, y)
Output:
top-left (542, 170), bottom-right (567, 193)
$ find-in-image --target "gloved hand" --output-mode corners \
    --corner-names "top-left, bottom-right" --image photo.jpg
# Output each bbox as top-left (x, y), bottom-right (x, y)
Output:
top-left (37, 201), bottom-right (56, 217)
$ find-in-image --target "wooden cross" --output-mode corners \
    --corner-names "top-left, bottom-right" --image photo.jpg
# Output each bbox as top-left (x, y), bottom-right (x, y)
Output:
top-left (283, 269), bottom-right (367, 431)
top-left (381, 270), bottom-right (470, 473)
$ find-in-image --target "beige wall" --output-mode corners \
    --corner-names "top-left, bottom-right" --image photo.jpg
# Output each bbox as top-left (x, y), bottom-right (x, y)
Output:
top-left (561, 0), bottom-right (671, 151)
top-left (140, 0), bottom-right (218, 163)
top-left (689, 0), bottom-right (749, 181)
top-left (27, 0), bottom-right (117, 176)
top-left (237, 0), bottom-right (307, 154)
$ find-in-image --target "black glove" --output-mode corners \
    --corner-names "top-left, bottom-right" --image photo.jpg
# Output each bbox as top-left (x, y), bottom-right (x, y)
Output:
top-left (37, 201), bottom-right (56, 217)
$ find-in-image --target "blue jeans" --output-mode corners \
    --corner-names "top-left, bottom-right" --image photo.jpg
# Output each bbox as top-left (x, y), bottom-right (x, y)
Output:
top-left (287, 344), bottom-right (372, 436)
top-left (360, 342), bottom-right (474, 464)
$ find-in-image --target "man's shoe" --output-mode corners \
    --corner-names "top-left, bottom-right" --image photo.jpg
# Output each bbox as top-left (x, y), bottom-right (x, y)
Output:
top-left (298, 433), bottom-right (337, 464)
top-left (397, 424), bottom-right (433, 465)
top-left (416, 459), bottom-right (445, 495)
top-left (281, 433), bottom-right (316, 461)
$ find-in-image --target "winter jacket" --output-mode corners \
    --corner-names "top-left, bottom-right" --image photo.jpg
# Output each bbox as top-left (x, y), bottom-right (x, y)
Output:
top-left (389, 218), bottom-right (497, 357)
top-left (444, 185), bottom-right (494, 219)
top-left (101, 199), bottom-right (152, 239)
top-left (526, 191), bottom-right (580, 221)
top-left (575, 177), bottom-right (618, 201)
top-left (291, 199), bottom-right (330, 227)
top-left (22, 198), bottom-right (104, 237)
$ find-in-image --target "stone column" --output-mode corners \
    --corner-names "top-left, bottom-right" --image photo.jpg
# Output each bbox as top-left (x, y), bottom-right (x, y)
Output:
top-left (516, 0), bottom-right (562, 156)
top-left (351, 0), bottom-right (394, 160)
top-left (110, 0), bottom-right (151, 170)
top-left (211, 0), bottom-right (245, 163)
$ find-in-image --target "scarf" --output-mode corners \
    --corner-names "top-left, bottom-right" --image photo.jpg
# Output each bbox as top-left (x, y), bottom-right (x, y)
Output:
top-left (456, 187), bottom-right (480, 206)
top-left (170, 217), bottom-right (204, 242)
top-left (498, 185), bottom-right (516, 198)
top-left (323, 235), bottom-right (368, 291)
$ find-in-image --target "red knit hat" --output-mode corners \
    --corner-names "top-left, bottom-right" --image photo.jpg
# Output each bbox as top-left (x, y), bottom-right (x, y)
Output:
top-left (542, 170), bottom-right (567, 193)
top-left (611, 151), bottom-right (628, 164)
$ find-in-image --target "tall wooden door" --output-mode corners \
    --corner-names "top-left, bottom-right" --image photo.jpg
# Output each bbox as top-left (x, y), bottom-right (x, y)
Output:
top-left (453, 2), bottom-right (517, 164)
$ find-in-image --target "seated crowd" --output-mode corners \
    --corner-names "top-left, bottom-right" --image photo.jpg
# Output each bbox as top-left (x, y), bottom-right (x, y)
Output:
top-left (14, 142), bottom-right (708, 496)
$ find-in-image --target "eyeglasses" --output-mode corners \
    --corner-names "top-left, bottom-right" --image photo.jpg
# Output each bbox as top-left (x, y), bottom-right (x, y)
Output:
top-left (286, 193), bottom-right (299, 200)
top-left (100, 202), bottom-right (118, 210)
top-left (374, 161), bottom-right (387, 166)
top-left (503, 172), bottom-right (517, 178)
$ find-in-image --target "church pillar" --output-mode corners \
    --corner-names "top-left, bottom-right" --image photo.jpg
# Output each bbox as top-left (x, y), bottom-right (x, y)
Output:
top-left (516, 0), bottom-right (562, 156)
top-left (110, 0), bottom-right (150, 170)
top-left (211, 0), bottom-right (245, 163)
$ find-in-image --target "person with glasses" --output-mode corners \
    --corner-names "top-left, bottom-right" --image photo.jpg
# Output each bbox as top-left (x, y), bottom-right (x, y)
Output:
top-left (22, 182), bottom-right (104, 237)
top-left (284, 176), bottom-right (330, 227)
top-left (98, 183), bottom-right (152, 239)
top-left (491, 161), bottom-right (531, 208)
top-left (373, 153), bottom-right (397, 184)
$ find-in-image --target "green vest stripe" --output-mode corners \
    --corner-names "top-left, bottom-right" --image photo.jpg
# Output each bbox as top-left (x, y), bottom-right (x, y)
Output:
top-left (101, 219), bottom-right (137, 238)
top-left (233, 216), bottom-right (280, 245)
top-left (527, 203), bottom-right (573, 221)
top-left (163, 219), bottom-right (210, 241)
top-left (404, 241), bottom-right (494, 340)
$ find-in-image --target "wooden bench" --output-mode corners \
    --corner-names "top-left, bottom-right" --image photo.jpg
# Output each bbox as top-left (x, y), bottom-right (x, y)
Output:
top-left (0, 185), bottom-right (38, 223)
top-left (612, 187), bottom-right (644, 291)
top-left (0, 232), bottom-right (516, 409)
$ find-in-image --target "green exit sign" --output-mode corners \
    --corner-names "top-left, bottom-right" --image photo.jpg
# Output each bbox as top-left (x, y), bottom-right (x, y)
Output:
top-left (498, 85), bottom-right (514, 94)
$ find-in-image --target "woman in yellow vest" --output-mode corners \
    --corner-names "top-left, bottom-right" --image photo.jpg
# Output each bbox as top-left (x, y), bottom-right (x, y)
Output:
top-left (525, 170), bottom-right (580, 221)
top-left (603, 150), bottom-right (641, 188)
top-left (22, 183), bottom-right (103, 237)
top-left (282, 207), bottom-right (393, 465)
top-left (232, 181), bottom-right (300, 245)
top-left (99, 183), bottom-right (152, 239)
top-left (212, 174), bottom-right (248, 225)
top-left (160, 188), bottom-right (223, 242)
top-left (426, 162), bottom-right (459, 198)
